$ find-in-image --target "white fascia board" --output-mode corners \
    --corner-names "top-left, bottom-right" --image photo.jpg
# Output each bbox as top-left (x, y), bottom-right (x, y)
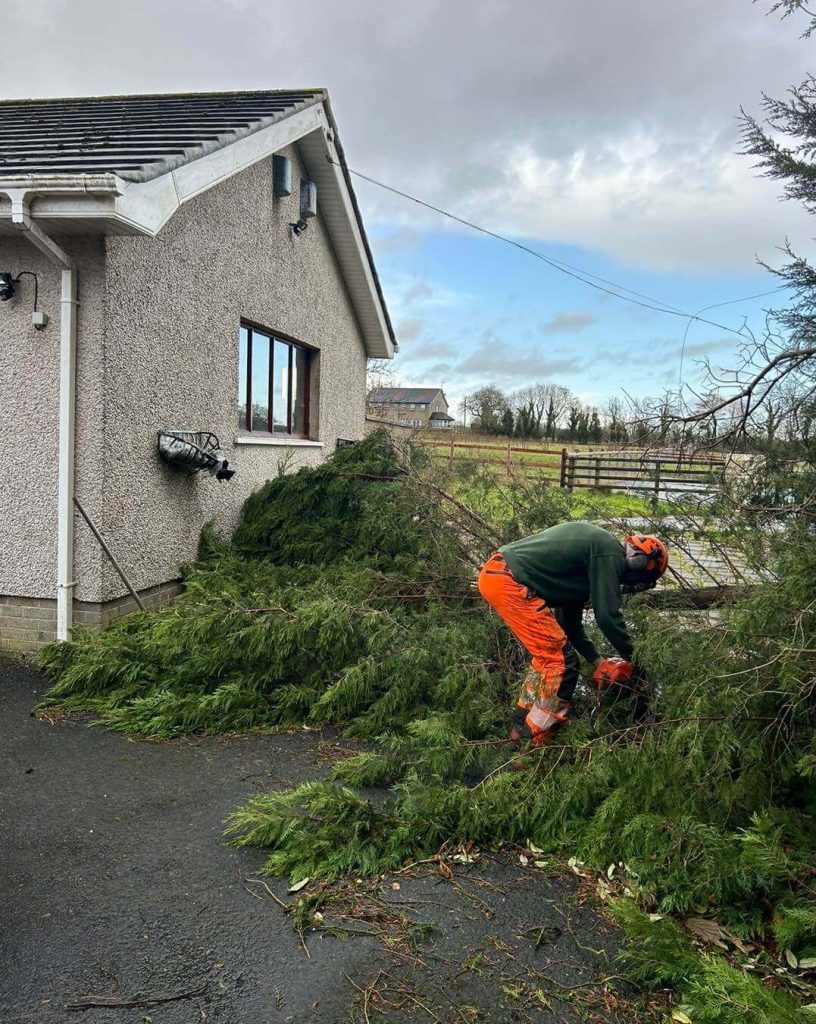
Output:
top-left (0, 176), bottom-right (122, 228)
top-left (298, 130), bottom-right (395, 359)
top-left (114, 102), bottom-right (328, 235)
top-left (21, 193), bottom-right (120, 219)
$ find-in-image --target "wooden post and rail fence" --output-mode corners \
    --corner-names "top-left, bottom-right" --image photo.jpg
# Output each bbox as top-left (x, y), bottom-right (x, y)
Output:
top-left (559, 449), bottom-right (726, 497)
top-left (420, 436), bottom-right (727, 497)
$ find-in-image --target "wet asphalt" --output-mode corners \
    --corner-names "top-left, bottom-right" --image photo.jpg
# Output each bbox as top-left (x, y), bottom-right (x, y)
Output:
top-left (1, 658), bottom-right (635, 1024)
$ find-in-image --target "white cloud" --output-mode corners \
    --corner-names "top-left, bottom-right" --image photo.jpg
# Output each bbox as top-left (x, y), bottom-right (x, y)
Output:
top-left (474, 137), bottom-right (813, 272)
top-left (540, 311), bottom-right (597, 335)
top-left (3, 0), bottom-right (813, 272)
top-left (395, 317), bottom-right (423, 342)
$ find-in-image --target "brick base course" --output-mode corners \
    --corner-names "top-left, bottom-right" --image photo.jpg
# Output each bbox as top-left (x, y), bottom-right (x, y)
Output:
top-left (0, 580), bottom-right (183, 655)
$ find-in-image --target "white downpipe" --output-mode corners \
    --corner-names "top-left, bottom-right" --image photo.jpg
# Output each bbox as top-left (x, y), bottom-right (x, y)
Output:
top-left (4, 190), bottom-right (78, 640)
top-left (57, 268), bottom-right (78, 639)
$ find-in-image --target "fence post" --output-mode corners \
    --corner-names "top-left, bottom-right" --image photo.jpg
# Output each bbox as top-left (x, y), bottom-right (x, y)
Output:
top-left (449, 434), bottom-right (455, 461)
top-left (567, 453), bottom-right (575, 492)
top-left (594, 456), bottom-right (601, 489)
top-left (560, 447), bottom-right (568, 488)
top-left (506, 441), bottom-right (512, 477)
top-left (654, 459), bottom-right (661, 501)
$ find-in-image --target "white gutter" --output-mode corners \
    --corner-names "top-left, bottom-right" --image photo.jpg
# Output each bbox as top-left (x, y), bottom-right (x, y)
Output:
top-left (3, 188), bottom-right (78, 640)
top-left (0, 173), bottom-right (120, 193)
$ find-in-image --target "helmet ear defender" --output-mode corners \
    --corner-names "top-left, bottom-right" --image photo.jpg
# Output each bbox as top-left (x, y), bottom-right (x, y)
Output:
top-left (623, 535), bottom-right (668, 590)
top-left (624, 541), bottom-right (649, 573)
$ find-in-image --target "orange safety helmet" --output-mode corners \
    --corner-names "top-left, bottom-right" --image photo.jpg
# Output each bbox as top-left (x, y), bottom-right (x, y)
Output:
top-left (623, 534), bottom-right (668, 591)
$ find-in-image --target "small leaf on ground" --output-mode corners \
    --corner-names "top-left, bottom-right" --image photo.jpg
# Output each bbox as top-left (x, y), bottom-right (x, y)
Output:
top-left (288, 878), bottom-right (310, 893)
top-left (685, 917), bottom-right (722, 945)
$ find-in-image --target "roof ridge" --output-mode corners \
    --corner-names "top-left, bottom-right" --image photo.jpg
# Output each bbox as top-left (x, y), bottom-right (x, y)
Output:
top-left (0, 87), bottom-right (327, 107)
top-left (370, 387), bottom-right (444, 397)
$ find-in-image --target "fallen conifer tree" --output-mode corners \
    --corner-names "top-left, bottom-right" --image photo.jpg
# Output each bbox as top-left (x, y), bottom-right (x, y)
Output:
top-left (38, 432), bottom-right (816, 1022)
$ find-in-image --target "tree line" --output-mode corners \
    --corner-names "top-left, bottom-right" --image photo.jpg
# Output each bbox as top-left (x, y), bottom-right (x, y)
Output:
top-left (461, 384), bottom-right (632, 444)
top-left (460, 380), bottom-right (816, 452)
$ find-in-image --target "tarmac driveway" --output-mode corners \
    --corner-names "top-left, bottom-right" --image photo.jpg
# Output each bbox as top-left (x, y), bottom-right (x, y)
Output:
top-left (0, 658), bottom-right (641, 1024)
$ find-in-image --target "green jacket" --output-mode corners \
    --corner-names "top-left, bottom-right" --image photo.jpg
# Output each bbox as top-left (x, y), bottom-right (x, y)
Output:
top-left (500, 521), bottom-right (633, 662)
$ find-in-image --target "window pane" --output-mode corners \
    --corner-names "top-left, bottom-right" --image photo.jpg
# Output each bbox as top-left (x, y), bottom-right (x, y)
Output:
top-left (272, 339), bottom-right (291, 433)
top-left (251, 331), bottom-right (270, 431)
top-left (292, 346), bottom-right (309, 436)
top-left (237, 326), bottom-right (249, 431)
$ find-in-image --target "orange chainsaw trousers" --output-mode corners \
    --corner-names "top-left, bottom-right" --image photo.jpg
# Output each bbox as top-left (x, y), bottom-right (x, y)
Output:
top-left (477, 551), bottom-right (568, 705)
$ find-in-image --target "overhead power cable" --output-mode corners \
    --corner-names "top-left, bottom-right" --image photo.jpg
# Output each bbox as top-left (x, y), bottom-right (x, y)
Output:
top-left (332, 158), bottom-right (784, 342)
top-left (678, 287), bottom-right (785, 385)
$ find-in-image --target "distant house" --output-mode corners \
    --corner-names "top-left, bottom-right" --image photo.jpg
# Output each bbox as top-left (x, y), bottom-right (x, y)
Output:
top-left (367, 387), bottom-right (454, 429)
top-left (0, 88), bottom-right (395, 652)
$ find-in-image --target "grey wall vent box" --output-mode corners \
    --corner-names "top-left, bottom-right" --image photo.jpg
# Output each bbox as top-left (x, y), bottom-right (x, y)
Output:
top-left (272, 155), bottom-right (293, 197)
top-left (300, 180), bottom-right (318, 219)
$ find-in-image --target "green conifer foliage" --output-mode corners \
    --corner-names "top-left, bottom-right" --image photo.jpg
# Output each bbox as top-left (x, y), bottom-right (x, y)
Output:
top-left (38, 432), bottom-right (816, 1019)
top-left (38, 432), bottom-right (508, 741)
top-left (610, 902), bottom-right (804, 1024)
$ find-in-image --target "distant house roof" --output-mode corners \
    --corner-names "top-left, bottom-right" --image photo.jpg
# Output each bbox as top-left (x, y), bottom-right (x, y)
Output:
top-left (369, 387), bottom-right (446, 405)
top-left (429, 410), bottom-right (454, 422)
top-left (0, 89), bottom-right (395, 358)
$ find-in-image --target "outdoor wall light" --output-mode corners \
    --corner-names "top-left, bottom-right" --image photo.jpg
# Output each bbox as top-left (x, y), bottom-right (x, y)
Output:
top-left (290, 218), bottom-right (309, 237)
top-left (0, 270), bottom-right (46, 328)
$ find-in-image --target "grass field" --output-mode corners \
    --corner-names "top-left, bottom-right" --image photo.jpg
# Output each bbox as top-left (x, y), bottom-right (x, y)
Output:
top-left (435, 452), bottom-right (686, 522)
top-left (420, 435), bottom-right (594, 481)
top-left (420, 436), bottom-right (724, 504)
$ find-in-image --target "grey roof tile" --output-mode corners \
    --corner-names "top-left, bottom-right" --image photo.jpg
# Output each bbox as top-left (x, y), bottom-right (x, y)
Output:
top-left (0, 89), bottom-right (324, 180)
top-left (368, 387), bottom-right (445, 405)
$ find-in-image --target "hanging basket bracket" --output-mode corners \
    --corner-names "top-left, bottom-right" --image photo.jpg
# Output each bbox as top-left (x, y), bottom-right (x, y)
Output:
top-left (157, 430), bottom-right (235, 481)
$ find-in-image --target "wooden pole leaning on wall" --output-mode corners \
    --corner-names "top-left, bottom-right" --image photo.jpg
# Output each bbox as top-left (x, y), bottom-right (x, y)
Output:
top-left (73, 497), bottom-right (146, 612)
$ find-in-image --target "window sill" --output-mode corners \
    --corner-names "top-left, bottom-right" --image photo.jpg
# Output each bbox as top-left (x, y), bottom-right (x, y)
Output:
top-left (235, 434), bottom-right (323, 448)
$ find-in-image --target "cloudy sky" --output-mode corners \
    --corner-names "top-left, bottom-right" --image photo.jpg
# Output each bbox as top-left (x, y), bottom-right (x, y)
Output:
top-left (3, 0), bottom-right (814, 415)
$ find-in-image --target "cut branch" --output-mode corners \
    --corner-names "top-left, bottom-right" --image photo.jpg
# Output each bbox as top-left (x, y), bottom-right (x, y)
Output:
top-left (66, 985), bottom-right (207, 1011)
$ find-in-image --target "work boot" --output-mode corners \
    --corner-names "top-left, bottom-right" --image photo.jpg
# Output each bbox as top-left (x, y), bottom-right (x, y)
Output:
top-left (509, 703), bottom-right (532, 747)
top-left (527, 698), bottom-right (571, 747)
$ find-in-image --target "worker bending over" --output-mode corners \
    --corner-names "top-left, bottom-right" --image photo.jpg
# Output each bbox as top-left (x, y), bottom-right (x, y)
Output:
top-left (478, 522), bottom-right (668, 746)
